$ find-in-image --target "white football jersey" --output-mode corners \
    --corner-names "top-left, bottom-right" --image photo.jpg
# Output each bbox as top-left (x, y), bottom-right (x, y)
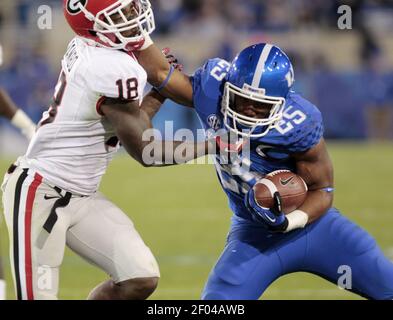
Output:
top-left (23, 37), bottom-right (147, 195)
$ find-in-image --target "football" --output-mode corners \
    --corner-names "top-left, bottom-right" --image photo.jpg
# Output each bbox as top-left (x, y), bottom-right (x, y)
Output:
top-left (253, 170), bottom-right (308, 214)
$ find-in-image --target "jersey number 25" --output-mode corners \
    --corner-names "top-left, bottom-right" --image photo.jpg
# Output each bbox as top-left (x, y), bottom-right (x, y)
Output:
top-left (211, 60), bottom-right (231, 81)
top-left (275, 106), bottom-right (307, 135)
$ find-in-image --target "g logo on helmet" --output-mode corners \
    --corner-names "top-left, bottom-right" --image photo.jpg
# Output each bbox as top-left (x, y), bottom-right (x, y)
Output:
top-left (66, 0), bottom-right (88, 15)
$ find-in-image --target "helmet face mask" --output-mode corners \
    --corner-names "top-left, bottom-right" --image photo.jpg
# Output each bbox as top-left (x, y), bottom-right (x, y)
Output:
top-left (65, 0), bottom-right (155, 51)
top-left (222, 82), bottom-right (285, 139)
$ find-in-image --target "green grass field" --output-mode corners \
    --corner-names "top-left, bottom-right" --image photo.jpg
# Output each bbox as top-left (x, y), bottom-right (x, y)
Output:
top-left (1, 142), bottom-right (392, 300)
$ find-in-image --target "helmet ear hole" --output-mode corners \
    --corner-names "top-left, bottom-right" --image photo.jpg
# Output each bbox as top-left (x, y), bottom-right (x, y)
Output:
top-left (88, 30), bottom-right (97, 37)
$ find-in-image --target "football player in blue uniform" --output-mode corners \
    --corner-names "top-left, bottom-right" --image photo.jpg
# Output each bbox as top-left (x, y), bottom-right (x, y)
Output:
top-left (137, 42), bottom-right (393, 299)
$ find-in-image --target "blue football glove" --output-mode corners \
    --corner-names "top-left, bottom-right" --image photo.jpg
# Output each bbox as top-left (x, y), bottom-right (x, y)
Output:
top-left (245, 188), bottom-right (289, 232)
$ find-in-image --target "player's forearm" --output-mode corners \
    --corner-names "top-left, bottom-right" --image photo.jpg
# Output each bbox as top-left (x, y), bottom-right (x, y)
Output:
top-left (136, 44), bottom-right (194, 107)
top-left (160, 71), bottom-right (193, 108)
top-left (0, 88), bottom-right (18, 119)
top-left (103, 100), bottom-right (212, 167)
top-left (141, 139), bottom-right (213, 167)
top-left (298, 189), bottom-right (333, 223)
top-left (141, 89), bottom-right (166, 119)
top-left (293, 139), bottom-right (334, 224)
top-left (136, 100), bottom-right (212, 166)
top-left (136, 44), bottom-right (171, 87)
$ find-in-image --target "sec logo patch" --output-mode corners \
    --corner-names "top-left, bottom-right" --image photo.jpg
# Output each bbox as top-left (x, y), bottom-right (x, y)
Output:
top-left (207, 114), bottom-right (221, 131)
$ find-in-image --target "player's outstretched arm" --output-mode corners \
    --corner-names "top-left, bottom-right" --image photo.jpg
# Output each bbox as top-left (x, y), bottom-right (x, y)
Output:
top-left (0, 88), bottom-right (17, 119)
top-left (101, 97), bottom-right (213, 167)
top-left (0, 87), bottom-right (36, 140)
top-left (141, 89), bottom-right (167, 119)
top-left (136, 44), bottom-right (194, 107)
top-left (292, 138), bottom-right (334, 224)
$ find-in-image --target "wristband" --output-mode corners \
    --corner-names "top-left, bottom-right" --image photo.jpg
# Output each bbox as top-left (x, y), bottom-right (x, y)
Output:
top-left (284, 210), bottom-right (309, 233)
top-left (155, 64), bottom-right (175, 92)
top-left (11, 109), bottom-right (36, 140)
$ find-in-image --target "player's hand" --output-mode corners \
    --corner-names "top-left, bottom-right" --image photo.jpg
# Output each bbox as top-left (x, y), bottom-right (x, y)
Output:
top-left (245, 188), bottom-right (289, 232)
top-left (162, 48), bottom-right (184, 72)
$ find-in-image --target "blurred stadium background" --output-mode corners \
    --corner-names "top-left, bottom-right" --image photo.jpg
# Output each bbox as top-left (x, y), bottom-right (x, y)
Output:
top-left (0, 0), bottom-right (393, 299)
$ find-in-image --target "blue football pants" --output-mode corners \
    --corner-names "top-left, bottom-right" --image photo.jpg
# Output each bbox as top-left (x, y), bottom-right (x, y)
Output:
top-left (202, 208), bottom-right (393, 300)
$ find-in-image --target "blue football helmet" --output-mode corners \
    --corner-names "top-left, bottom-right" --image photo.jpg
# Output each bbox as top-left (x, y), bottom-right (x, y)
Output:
top-left (222, 43), bottom-right (295, 138)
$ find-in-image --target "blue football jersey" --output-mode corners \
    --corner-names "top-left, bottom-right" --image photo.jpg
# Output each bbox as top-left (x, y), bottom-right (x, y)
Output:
top-left (191, 58), bottom-right (324, 220)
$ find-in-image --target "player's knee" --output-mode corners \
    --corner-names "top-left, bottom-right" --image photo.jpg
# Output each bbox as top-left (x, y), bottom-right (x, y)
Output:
top-left (118, 277), bottom-right (159, 300)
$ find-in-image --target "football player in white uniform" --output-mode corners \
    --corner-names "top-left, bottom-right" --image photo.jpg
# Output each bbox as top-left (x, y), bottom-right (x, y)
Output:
top-left (1, 0), bottom-right (212, 300)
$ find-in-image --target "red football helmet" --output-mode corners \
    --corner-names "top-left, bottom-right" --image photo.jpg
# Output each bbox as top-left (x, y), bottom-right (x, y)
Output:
top-left (63, 0), bottom-right (155, 51)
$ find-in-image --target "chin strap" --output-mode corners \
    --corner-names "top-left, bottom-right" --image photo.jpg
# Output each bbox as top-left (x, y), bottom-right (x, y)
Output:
top-left (139, 32), bottom-right (154, 51)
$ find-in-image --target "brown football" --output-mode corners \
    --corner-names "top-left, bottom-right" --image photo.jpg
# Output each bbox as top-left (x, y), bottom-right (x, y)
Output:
top-left (253, 170), bottom-right (308, 214)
